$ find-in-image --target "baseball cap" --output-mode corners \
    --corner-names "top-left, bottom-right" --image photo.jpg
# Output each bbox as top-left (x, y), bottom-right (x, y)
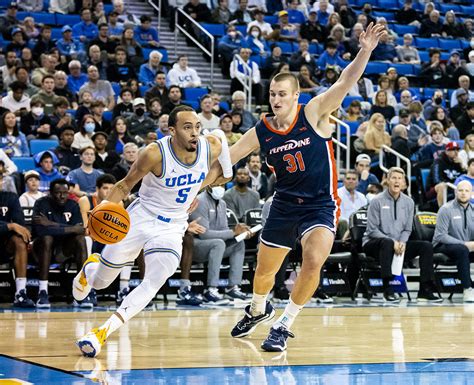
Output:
top-left (24, 170), bottom-right (40, 182)
top-left (387, 67), bottom-right (397, 73)
top-left (356, 154), bottom-right (371, 164)
top-left (11, 27), bottom-right (22, 35)
top-left (445, 141), bottom-right (460, 151)
top-left (133, 98), bottom-right (146, 107)
top-left (450, 49), bottom-right (461, 57)
top-left (61, 25), bottom-right (72, 33)
top-left (8, 2), bottom-right (18, 8)
top-left (278, 10), bottom-right (288, 17)
top-left (91, 131), bottom-right (108, 141)
top-left (456, 88), bottom-right (468, 98)
top-left (399, 109), bottom-right (410, 117)
top-left (309, 9), bottom-right (317, 14)
top-left (469, 50), bottom-right (474, 59)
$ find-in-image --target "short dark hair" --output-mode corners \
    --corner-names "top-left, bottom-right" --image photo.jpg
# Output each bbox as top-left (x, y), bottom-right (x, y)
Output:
top-left (168, 105), bottom-right (195, 128)
top-left (96, 173), bottom-right (116, 188)
top-left (98, 22), bottom-right (108, 29)
top-left (14, 66), bottom-right (28, 76)
top-left (60, 125), bottom-right (75, 135)
top-left (429, 48), bottom-right (441, 57)
top-left (345, 169), bottom-right (359, 178)
top-left (327, 40), bottom-right (338, 49)
top-left (79, 146), bottom-right (96, 155)
top-left (42, 74), bottom-right (55, 83)
top-left (168, 85), bottom-right (181, 93)
top-left (120, 87), bottom-right (133, 97)
top-left (9, 81), bottom-right (26, 92)
top-left (140, 15), bottom-right (151, 23)
top-left (248, 153), bottom-right (261, 162)
top-left (468, 158), bottom-right (474, 167)
top-left (54, 96), bottom-right (69, 108)
top-left (115, 45), bottom-right (127, 55)
top-left (50, 178), bottom-right (68, 191)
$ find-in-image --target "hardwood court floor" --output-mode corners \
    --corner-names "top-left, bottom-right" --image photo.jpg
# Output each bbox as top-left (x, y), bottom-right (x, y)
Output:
top-left (1, 304), bottom-right (474, 383)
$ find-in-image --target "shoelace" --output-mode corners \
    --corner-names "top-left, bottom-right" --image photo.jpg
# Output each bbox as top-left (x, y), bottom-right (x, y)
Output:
top-left (268, 327), bottom-right (295, 342)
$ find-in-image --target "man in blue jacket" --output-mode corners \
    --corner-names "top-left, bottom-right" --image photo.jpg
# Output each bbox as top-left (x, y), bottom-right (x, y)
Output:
top-left (134, 15), bottom-right (160, 48)
top-left (72, 8), bottom-right (99, 43)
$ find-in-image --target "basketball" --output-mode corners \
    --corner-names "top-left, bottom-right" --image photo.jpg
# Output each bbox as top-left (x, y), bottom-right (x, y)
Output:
top-left (88, 202), bottom-right (130, 245)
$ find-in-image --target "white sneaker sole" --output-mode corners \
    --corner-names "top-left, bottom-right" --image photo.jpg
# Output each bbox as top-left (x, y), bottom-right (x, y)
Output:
top-left (233, 308), bottom-right (276, 338)
top-left (73, 274), bottom-right (91, 302)
top-left (77, 336), bottom-right (101, 358)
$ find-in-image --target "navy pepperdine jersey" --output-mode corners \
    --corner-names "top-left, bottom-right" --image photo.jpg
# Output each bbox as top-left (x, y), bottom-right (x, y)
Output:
top-left (256, 104), bottom-right (341, 207)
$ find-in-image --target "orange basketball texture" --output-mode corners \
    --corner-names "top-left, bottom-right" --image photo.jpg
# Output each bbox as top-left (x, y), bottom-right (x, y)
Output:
top-left (88, 202), bottom-right (130, 245)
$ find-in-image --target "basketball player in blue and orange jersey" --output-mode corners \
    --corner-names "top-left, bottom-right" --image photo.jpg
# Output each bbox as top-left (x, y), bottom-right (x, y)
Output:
top-left (227, 23), bottom-right (387, 351)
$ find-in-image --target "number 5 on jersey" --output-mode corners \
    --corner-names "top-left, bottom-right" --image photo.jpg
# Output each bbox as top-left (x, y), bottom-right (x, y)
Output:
top-left (283, 151), bottom-right (305, 173)
top-left (176, 187), bottom-right (191, 203)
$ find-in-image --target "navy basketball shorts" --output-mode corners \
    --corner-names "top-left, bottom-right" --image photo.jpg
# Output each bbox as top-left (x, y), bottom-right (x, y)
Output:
top-left (260, 197), bottom-right (339, 250)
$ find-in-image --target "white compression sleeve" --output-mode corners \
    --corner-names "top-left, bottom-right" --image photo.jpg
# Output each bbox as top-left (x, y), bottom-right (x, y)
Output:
top-left (209, 129), bottom-right (233, 178)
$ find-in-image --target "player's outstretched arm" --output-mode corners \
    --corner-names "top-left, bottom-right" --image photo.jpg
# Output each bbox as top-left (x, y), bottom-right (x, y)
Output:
top-left (230, 127), bottom-right (260, 164)
top-left (107, 143), bottom-right (162, 203)
top-left (306, 23), bottom-right (386, 123)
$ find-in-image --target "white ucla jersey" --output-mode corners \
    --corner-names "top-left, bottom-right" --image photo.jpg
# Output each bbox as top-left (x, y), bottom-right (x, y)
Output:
top-left (138, 135), bottom-right (211, 221)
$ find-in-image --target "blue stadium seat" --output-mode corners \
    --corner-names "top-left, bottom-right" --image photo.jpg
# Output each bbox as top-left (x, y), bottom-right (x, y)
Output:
top-left (342, 95), bottom-right (364, 109)
top-left (142, 48), bottom-right (152, 60)
top-left (415, 37), bottom-right (438, 49)
top-left (343, 121), bottom-right (360, 135)
top-left (55, 14), bottom-right (81, 26)
top-left (16, 11), bottom-right (30, 21)
top-left (104, 3), bottom-right (113, 14)
top-left (372, 11), bottom-right (395, 21)
top-left (29, 139), bottom-right (59, 155)
top-left (30, 12), bottom-right (56, 24)
top-left (276, 42), bottom-right (294, 55)
top-left (200, 23), bottom-right (226, 37)
top-left (219, 101), bottom-right (230, 111)
top-left (437, 38), bottom-right (462, 51)
top-left (440, 52), bottom-right (450, 60)
top-left (377, 0), bottom-right (398, 9)
top-left (264, 15), bottom-right (278, 24)
top-left (250, 55), bottom-right (263, 66)
top-left (455, 140), bottom-right (465, 149)
top-left (364, 62), bottom-right (389, 74)
top-left (460, 40), bottom-right (471, 49)
top-left (308, 43), bottom-right (320, 55)
top-left (139, 85), bottom-right (149, 96)
top-left (51, 27), bottom-right (62, 40)
top-left (412, 64), bottom-right (421, 75)
top-left (418, 51), bottom-right (430, 62)
top-left (67, 109), bottom-right (76, 117)
top-left (158, 48), bottom-right (168, 63)
top-left (236, 25), bottom-right (247, 37)
top-left (392, 24), bottom-right (418, 35)
top-left (111, 82), bottom-right (121, 97)
top-left (183, 100), bottom-right (199, 109)
top-left (103, 111), bottom-right (113, 122)
top-left (0, 0), bottom-right (10, 8)
top-left (460, 5), bottom-right (474, 14)
top-left (438, 3), bottom-right (461, 13)
top-left (420, 168), bottom-right (430, 191)
top-left (12, 157), bottom-right (35, 172)
top-left (298, 93), bottom-right (312, 104)
top-left (391, 63), bottom-right (414, 75)
top-left (183, 88), bottom-right (208, 101)
top-left (423, 88), bottom-right (437, 101)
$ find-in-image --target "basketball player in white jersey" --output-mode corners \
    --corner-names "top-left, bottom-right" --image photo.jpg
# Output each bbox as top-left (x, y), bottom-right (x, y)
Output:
top-left (73, 105), bottom-right (232, 357)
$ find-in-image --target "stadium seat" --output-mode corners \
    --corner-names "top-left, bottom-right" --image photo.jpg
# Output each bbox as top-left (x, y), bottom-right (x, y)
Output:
top-left (364, 62), bottom-right (389, 74)
top-left (415, 37), bottom-right (438, 49)
top-left (235, 25), bottom-right (247, 37)
top-left (422, 88), bottom-right (437, 101)
top-left (30, 12), bottom-right (56, 25)
top-left (142, 48), bottom-right (153, 60)
top-left (276, 41), bottom-right (294, 55)
top-left (376, 0), bottom-right (398, 9)
top-left (139, 85), bottom-right (148, 96)
top-left (460, 40), bottom-right (471, 49)
top-left (182, 100), bottom-right (199, 109)
top-left (372, 11), bottom-right (395, 21)
top-left (412, 64), bottom-right (421, 75)
top-left (298, 93), bottom-right (312, 104)
top-left (183, 88), bottom-right (208, 101)
top-left (308, 43), bottom-right (320, 55)
top-left (12, 157), bottom-right (35, 172)
top-left (226, 209), bottom-right (238, 230)
top-left (418, 51), bottom-right (430, 62)
top-left (438, 3), bottom-right (461, 13)
top-left (55, 14), bottom-right (81, 26)
top-left (437, 39), bottom-right (462, 51)
top-left (420, 168), bottom-right (430, 192)
top-left (29, 139), bottom-right (59, 155)
top-left (219, 101), bottom-right (230, 111)
top-left (390, 63), bottom-right (414, 75)
top-left (343, 121), bottom-right (360, 135)
top-left (460, 5), bottom-right (474, 15)
top-left (103, 111), bottom-right (113, 122)
top-left (392, 24), bottom-right (418, 35)
top-left (0, 0), bottom-right (11, 8)
top-left (263, 15), bottom-right (278, 24)
top-left (51, 28), bottom-right (62, 40)
top-left (111, 82), bottom-right (121, 97)
top-left (104, 3), bottom-right (113, 13)
top-left (342, 95), bottom-right (364, 108)
top-left (16, 11), bottom-right (29, 21)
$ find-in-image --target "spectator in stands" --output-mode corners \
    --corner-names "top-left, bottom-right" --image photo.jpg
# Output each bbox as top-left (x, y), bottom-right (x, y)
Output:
top-left (429, 107), bottom-right (459, 140)
top-left (144, 72), bottom-right (168, 106)
top-left (467, 50), bottom-right (474, 76)
top-left (67, 61), bottom-right (87, 95)
top-left (224, 167), bottom-right (260, 220)
top-left (298, 64), bottom-right (321, 96)
top-left (396, 108), bottom-right (426, 151)
top-left (313, 0), bottom-right (330, 26)
top-left (92, 131), bottom-right (120, 175)
top-left (246, 152), bottom-right (268, 199)
top-left (89, 23), bottom-right (118, 62)
top-left (427, 141), bottom-right (465, 207)
top-left (360, 2), bottom-right (376, 25)
top-left (14, 67), bottom-right (37, 98)
top-left (247, 9), bottom-right (272, 39)
top-left (455, 102), bottom-right (474, 140)
top-left (328, 23), bottom-right (350, 59)
top-left (335, 0), bottom-right (356, 28)
top-left (446, 51), bottom-right (471, 90)
top-left (300, 10), bottom-right (326, 45)
top-left (139, 51), bottom-right (166, 87)
top-left (317, 41), bottom-right (347, 71)
top-left (156, 114), bottom-right (170, 137)
top-left (54, 126), bottom-right (81, 173)
top-left (0, 160), bottom-right (16, 193)
top-left (73, 114), bottom-right (96, 150)
top-left (161, 85), bottom-right (184, 115)
top-left (212, 0), bottom-right (232, 25)
top-left (49, 0), bottom-right (75, 14)
top-left (35, 75), bottom-right (57, 115)
top-left (450, 88), bottom-right (470, 124)
top-left (362, 167), bottom-right (440, 302)
top-left (356, 13), bottom-right (368, 29)
top-left (271, 10), bottom-right (299, 42)
top-left (389, 125), bottom-right (410, 167)
top-left (32, 26), bottom-right (55, 62)
top-left (423, 89), bottom-right (445, 120)
top-left (262, 45), bottom-right (288, 79)
top-left (34, 150), bottom-right (61, 192)
top-left (52, 72), bottom-right (75, 109)
top-left (20, 47), bottom-right (38, 73)
top-left (107, 117), bottom-right (135, 155)
top-left (394, 90), bottom-right (413, 115)
top-left (286, 0), bottom-right (305, 25)
top-left (49, 97), bottom-right (74, 134)
top-left (396, 34), bottom-right (420, 64)
top-left (433, 181), bottom-right (474, 302)
top-left (420, 10), bottom-right (443, 37)
top-left (230, 48), bottom-right (263, 108)
top-left (442, 11), bottom-right (467, 39)
top-left (74, 91), bottom-right (92, 127)
top-left (56, 25), bottom-right (86, 64)
top-left (66, 146), bottom-right (103, 197)
top-left (0, 190), bottom-right (34, 307)
top-left (455, 158), bottom-right (474, 192)
top-left (451, 76), bottom-right (474, 108)
top-left (126, 98), bottom-right (155, 139)
top-left (32, 178), bottom-right (87, 308)
top-left (289, 39), bottom-right (316, 73)
top-left (190, 187), bottom-right (251, 304)
top-left (346, 23), bottom-right (364, 59)
top-left (119, 26), bottom-right (144, 68)
top-left (19, 170), bottom-right (44, 208)
top-left (230, 90), bottom-right (257, 133)
top-left (31, 54), bottom-right (57, 87)
top-left (112, 88), bottom-right (134, 120)
top-left (91, 99), bottom-right (110, 133)
top-left (415, 123), bottom-right (445, 166)
top-left (20, 98), bottom-right (54, 141)
top-left (230, 0), bottom-right (253, 24)
top-left (344, 100), bottom-right (364, 122)
top-left (166, 55), bottom-right (201, 89)
top-left (459, 134), bottom-right (474, 170)
top-left (420, 48), bottom-right (447, 88)
top-left (183, 0), bottom-right (212, 23)
top-left (0, 149), bottom-right (17, 176)
top-left (6, 28), bottom-right (27, 58)
top-left (0, 111), bottom-right (28, 157)
top-left (363, 113), bottom-right (391, 155)
top-left (92, 1), bottom-right (107, 24)
top-left (395, 0), bottom-right (420, 27)
top-left (106, 46), bottom-right (137, 85)
top-left (3, 81), bottom-right (30, 114)
top-left (355, 153), bottom-right (380, 194)
top-left (0, 3), bottom-right (19, 39)
top-left (411, 100), bottom-right (429, 134)
top-left (370, 91), bottom-right (396, 121)
top-left (111, 142), bottom-right (139, 190)
top-left (219, 114), bottom-right (241, 146)
top-left (349, 74), bottom-right (375, 101)
top-left (0, 51), bottom-right (19, 91)
top-left (218, 26), bottom-right (244, 76)
top-left (79, 65), bottom-right (115, 110)
top-left (244, 26), bottom-right (269, 58)
top-left (337, 170), bottom-right (367, 237)
top-left (371, 33), bottom-right (397, 63)
top-left (134, 15), bottom-right (160, 48)
top-left (113, 0), bottom-right (139, 26)
top-left (72, 8), bottom-right (99, 43)
top-left (19, 0), bottom-right (43, 12)
top-left (197, 95), bottom-right (219, 132)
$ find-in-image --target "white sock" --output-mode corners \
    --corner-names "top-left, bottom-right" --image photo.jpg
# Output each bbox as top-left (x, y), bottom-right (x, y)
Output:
top-left (250, 293), bottom-right (268, 316)
top-left (39, 280), bottom-right (48, 292)
top-left (100, 314), bottom-right (124, 339)
top-left (119, 280), bottom-right (129, 291)
top-left (272, 298), bottom-right (304, 330)
top-left (15, 278), bottom-right (26, 294)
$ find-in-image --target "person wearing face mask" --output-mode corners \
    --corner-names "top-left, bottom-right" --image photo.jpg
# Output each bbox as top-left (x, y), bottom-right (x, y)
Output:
top-left (20, 97), bottom-right (55, 141)
top-left (72, 114), bottom-right (96, 150)
top-left (126, 98), bottom-right (156, 141)
top-left (243, 26), bottom-right (270, 58)
top-left (189, 187), bottom-right (252, 304)
top-left (218, 26), bottom-right (244, 76)
top-left (422, 89), bottom-right (447, 121)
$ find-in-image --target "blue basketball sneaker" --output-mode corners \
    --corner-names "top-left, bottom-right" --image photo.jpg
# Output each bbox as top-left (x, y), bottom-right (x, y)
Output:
top-left (176, 286), bottom-right (202, 306)
top-left (231, 301), bottom-right (275, 338)
top-left (261, 326), bottom-right (295, 352)
top-left (36, 290), bottom-right (50, 309)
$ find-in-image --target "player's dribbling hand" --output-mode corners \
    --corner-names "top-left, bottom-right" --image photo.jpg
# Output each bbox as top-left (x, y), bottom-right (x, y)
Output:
top-left (359, 22), bottom-right (387, 52)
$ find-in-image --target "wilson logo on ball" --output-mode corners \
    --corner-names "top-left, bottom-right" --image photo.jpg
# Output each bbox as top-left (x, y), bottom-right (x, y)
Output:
top-left (103, 213), bottom-right (128, 230)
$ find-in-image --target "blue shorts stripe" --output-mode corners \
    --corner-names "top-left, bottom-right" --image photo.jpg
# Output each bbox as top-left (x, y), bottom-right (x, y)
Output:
top-left (144, 247), bottom-right (181, 261)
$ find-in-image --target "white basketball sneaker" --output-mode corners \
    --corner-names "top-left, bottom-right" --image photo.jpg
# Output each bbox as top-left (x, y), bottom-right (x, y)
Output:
top-left (73, 254), bottom-right (99, 301)
top-left (463, 288), bottom-right (474, 303)
top-left (76, 327), bottom-right (108, 358)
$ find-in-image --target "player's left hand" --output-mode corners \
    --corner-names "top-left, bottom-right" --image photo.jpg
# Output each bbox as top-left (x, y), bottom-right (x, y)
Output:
top-left (359, 22), bottom-right (386, 52)
top-left (187, 197), bottom-right (199, 214)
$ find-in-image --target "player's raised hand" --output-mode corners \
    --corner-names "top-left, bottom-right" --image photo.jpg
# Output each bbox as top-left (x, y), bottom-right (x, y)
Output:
top-left (359, 22), bottom-right (386, 52)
